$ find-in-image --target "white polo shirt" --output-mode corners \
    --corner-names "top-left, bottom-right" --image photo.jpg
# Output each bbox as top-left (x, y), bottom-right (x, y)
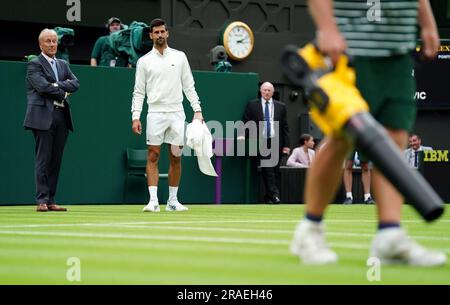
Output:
top-left (131, 46), bottom-right (201, 120)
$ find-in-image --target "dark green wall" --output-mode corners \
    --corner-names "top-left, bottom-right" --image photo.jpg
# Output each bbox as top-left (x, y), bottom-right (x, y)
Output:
top-left (0, 60), bottom-right (259, 205)
top-left (0, 0), bottom-right (160, 27)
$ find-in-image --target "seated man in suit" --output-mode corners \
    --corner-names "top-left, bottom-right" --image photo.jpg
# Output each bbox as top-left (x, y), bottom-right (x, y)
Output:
top-left (242, 82), bottom-right (290, 204)
top-left (404, 134), bottom-right (433, 169)
top-left (23, 28), bottom-right (80, 212)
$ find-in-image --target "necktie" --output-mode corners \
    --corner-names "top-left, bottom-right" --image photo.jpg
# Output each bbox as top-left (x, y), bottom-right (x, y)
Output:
top-left (414, 151), bottom-right (418, 168)
top-left (265, 101), bottom-right (271, 138)
top-left (51, 60), bottom-right (59, 82)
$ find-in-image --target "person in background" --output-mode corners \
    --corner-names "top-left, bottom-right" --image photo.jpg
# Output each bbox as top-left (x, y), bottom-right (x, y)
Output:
top-left (242, 82), bottom-right (290, 204)
top-left (287, 134), bottom-right (315, 168)
top-left (90, 17), bottom-right (129, 67)
top-left (403, 134), bottom-right (433, 169)
top-left (24, 29), bottom-right (80, 212)
top-left (342, 150), bottom-right (375, 204)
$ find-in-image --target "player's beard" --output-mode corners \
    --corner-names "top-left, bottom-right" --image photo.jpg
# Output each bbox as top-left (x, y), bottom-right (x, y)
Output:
top-left (155, 37), bottom-right (166, 47)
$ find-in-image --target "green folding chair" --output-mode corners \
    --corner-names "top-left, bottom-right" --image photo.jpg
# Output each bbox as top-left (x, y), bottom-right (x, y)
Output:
top-left (123, 148), bottom-right (147, 202)
top-left (123, 148), bottom-right (168, 202)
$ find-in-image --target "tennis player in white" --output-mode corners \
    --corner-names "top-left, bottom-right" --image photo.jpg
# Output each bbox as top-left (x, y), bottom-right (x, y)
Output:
top-left (131, 18), bottom-right (204, 212)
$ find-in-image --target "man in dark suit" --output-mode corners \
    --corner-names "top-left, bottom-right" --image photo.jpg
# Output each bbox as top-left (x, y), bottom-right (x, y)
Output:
top-left (23, 28), bottom-right (80, 212)
top-left (243, 82), bottom-right (290, 204)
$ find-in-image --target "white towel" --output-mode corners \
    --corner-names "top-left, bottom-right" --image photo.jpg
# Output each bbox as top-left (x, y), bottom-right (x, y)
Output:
top-left (186, 120), bottom-right (218, 177)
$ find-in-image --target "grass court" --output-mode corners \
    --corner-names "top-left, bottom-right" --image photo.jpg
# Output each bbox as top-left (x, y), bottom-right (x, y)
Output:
top-left (0, 204), bottom-right (449, 284)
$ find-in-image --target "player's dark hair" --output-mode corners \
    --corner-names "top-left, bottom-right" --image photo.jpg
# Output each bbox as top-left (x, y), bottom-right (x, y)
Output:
top-left (150, 18), bottom-right (167, 32)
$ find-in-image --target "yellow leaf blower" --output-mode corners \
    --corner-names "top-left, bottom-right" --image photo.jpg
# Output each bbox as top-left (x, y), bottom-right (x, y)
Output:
top-left (280, 43), bottom-right (444, 222)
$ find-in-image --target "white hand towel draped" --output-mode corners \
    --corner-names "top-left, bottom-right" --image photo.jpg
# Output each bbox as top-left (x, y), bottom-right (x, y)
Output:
top-left (186, 120), bottom-right (218, 177)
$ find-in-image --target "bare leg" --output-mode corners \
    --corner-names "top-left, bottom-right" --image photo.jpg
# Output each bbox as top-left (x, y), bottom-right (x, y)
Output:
top-left (305, 136), bottom-right (352, 216)
top-left (361, 162), bottom-right (371, 194)
top-left (290, 136), bottom-right (352, 265)
top-left (168, 145), bottom-right (182, 187)
top-left (147, 145), bottom-right (161, 186)
top-left (343, 159), bottom-right (353, 194)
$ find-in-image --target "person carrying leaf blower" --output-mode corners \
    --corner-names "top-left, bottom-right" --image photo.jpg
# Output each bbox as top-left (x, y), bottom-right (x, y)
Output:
top-left (282, 0), bottom-right (446, 266)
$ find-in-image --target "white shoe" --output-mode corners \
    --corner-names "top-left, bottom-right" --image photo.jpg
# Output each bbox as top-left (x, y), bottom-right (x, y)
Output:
top-left (142, 201), bottom-right (160, 212)
top-left (370, 228), bottom-right (447, 267)
top-left (290, 219), bottom-right (338, 265)
top-left (166, 199), bottom-right (188, 212)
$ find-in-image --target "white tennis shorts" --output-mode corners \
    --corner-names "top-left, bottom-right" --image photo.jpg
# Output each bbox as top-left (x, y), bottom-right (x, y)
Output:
top-left (146, 111), bottom-right (186, 146)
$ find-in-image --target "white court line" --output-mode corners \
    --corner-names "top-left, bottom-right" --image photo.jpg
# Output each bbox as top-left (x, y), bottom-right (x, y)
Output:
top-left (1, 218), bottom-right (449, 229)
top-left (115, 225), bottom-right (450, 242)
top-left (0, 230), bottom-right (287, 245)
top-left (0, 230), bottom-right (449, 254)
top-left (0, 220), bottom-right (298, 228)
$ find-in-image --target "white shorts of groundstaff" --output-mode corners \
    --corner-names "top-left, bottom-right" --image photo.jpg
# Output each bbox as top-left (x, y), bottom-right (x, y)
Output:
top-left (146, 111), bottom-right (186, 146)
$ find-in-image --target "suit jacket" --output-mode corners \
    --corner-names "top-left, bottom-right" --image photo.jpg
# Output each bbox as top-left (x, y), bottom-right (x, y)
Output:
top-left (242, 98), bottom-right (290, 150)
top-left (403, 145), bottom-right (433, 168)
top-left (23, 54), bottom-right (80, 131)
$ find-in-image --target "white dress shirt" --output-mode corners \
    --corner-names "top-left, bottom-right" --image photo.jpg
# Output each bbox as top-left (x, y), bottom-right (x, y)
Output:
top-left (41, 52), bottom-right (66, 106)
top-left (261, 98), bottom-right (274, 138)
top-left (41, 52), bottom-right (56, 65)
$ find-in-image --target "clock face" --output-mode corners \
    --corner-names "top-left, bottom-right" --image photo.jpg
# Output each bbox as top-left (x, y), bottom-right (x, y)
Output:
top-left (223, 22), bottom-right (254, 61)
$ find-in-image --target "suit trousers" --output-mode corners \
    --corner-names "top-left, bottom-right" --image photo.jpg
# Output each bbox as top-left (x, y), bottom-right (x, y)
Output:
top-left (32, 107), bottom-right (69, 204)
top-left (259, 138), bottom-right (281, 200)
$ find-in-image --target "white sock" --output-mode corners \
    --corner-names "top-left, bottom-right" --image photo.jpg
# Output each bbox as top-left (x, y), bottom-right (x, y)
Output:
top-left (346, 192), bottom-right (353, 199)
top-left (364, 193), bottom-right (371, 201)
top-left (148, 186), bottom-right (158, 203)
top-left (168, 186), bottom-right (178, 202)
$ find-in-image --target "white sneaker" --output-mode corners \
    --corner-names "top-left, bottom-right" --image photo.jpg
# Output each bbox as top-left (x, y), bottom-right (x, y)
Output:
top-left (142, 201), bottom-right (160, 212)
top-left (166, 199), bottom-right (188, 212)
top-left (290, 219), bottom-right (338, 265)
top-left (370, 228), bottom-right (447, 267)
